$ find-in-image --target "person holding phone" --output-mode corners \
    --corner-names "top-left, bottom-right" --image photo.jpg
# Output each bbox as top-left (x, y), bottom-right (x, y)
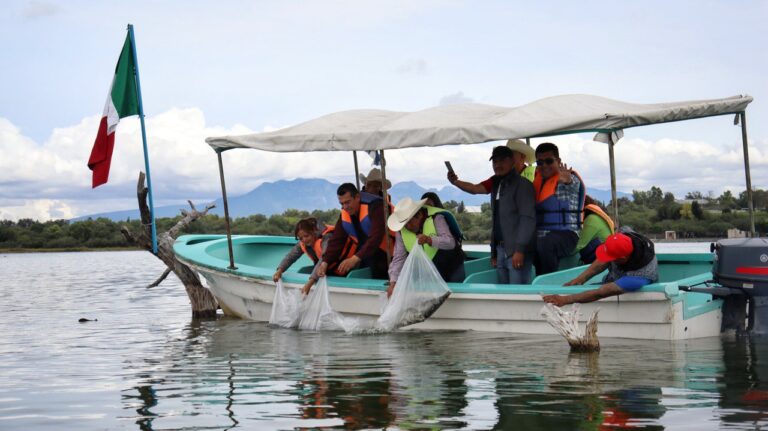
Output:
top-left (449, 145), bottom-right (536, 284)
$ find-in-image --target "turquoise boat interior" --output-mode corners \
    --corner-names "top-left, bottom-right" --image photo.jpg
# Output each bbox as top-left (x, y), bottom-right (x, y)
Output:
top-left (174, 234), bottom-right (722, 321)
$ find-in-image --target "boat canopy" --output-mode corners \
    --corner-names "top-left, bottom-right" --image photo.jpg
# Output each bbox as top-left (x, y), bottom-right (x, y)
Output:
top-left (206, 94), bottom-right (752, 153)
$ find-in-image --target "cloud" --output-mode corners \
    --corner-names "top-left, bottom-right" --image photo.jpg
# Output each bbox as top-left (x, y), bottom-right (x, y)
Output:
top-left (397, 58), bottom-right (428, 75)
top-left (439, 91), bottom-right (474, 105)
top-left (22, 1), bottom-right (60, 19)
top-left (1, 109), bottom-right (766, 222)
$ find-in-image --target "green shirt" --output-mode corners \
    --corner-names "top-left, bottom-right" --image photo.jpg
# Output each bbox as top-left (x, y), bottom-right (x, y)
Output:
top-left (574, 213), bottom-right (612, 252)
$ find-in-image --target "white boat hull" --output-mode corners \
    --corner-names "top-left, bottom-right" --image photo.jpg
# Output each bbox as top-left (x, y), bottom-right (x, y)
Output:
top-left (192, 263), bottom-right (722, 341)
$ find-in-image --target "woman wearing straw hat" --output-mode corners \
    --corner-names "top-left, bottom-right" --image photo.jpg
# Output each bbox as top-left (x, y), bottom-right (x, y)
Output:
top-left (386, 197), bottom-right (465, 297)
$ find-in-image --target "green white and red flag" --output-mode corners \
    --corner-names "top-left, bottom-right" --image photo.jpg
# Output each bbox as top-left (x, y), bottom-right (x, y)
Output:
top-left (87, 33), bottom-right (139, 188)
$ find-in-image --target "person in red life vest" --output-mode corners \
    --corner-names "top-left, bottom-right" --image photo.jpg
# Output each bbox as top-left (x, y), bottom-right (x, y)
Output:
top-left (532, 142), bottom-right (586, 275)
top-left (447, 139), bottom-right (536, 196)
top-left (385, 197), bottom-right (465, 297)
top-left (542, 231), bottom-right (658, 306)
top-left (574, 195), bottom-right (615, 264)
top-left (317, 183), bottom-right (390, 279)
top-left (273, 217), bottom-right (335, 295)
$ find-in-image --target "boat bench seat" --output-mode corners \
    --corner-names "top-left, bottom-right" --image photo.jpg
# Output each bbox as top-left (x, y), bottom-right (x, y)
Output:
top-left (346, 267), bottom-right (372, 279)
top-left (463, 269), bottom-right (498, 284)
top-left (463, 256), bottom-right (492, 276)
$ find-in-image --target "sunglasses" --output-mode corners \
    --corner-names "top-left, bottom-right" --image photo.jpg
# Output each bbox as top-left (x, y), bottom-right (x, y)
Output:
top-left (536, 157), bottom-right (556, 166)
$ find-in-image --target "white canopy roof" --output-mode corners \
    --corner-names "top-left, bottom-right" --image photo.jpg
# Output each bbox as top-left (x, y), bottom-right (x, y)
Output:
top-left (207, 94), bottom-right (752, 153)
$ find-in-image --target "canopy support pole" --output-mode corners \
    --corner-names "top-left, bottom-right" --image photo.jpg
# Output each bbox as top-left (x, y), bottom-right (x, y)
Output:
top-left (739, 111), bottom-right (756, 236)
top-left (608, 140), bottom-right (619, 230)
top-left (216, 151), bottom-right (237, 270)
top-left (379, 150), bottom-right (392, 264)
top-left (353, 151), bottom-right (361, 190)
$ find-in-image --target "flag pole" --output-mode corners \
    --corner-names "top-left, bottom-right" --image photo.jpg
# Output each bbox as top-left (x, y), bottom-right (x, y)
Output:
top-left (127, 24), bottom-right (158, 254)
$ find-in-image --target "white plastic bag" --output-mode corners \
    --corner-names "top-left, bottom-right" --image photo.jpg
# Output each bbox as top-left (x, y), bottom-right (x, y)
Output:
top-left (270, 278), bottom-right (363, 332)
top-left (297, 277), bottom-right (351, 331)
top-left (269, 280), bottom-right (301, 328)
top-left (375, 245), bottom-right (451, 331)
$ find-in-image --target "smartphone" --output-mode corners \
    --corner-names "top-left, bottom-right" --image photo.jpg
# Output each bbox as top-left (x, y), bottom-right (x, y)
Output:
top-left (444, 161), bottom-right (454, 173)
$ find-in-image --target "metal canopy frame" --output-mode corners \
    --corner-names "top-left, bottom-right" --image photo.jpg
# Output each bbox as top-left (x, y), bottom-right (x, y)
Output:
top-left (212, 104), bottom-right (757, 271)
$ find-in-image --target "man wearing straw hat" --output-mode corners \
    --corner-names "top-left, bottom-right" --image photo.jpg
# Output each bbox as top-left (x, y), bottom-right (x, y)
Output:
top-left (359, 167), bottom-right (392, 198)
top-left (386, 197), bottom-right (465, 297)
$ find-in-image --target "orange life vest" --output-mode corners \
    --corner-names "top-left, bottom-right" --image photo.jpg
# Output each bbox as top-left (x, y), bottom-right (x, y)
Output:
top-left (340, 193), bottom-right (393, 256)
top-left (298, 225), bottom-right (334, 263)
top-left (584, 204), bottom-right (615, 233)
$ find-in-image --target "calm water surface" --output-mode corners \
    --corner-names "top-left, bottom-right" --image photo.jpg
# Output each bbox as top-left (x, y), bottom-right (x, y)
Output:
top-left (2, 247), bottom-right (768, 430)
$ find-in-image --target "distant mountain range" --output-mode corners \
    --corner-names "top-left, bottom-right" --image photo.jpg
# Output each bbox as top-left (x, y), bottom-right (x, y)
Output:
top-left (73, 178), bottom-right (630, 222)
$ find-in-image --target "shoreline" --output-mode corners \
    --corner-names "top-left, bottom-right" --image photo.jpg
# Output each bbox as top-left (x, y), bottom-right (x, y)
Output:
top-left (0, 238), bottom-right (725, 254)
top-left (0, 246), bottom-right (142, 254)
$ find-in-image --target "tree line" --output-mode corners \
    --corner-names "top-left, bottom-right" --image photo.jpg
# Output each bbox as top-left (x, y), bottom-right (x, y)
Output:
top-left (1, 187), bottom-right (766, 251)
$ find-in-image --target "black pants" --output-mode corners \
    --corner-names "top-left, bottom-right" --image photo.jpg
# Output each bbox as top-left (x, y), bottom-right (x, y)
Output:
top-left (361, 248), bottom-right (389, 280)
top-left (534, 230), bottom-right (578, 276)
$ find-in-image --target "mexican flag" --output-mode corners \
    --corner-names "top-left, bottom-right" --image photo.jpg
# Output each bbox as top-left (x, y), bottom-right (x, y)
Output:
top-left (87, 33), bottom-right (139, 188)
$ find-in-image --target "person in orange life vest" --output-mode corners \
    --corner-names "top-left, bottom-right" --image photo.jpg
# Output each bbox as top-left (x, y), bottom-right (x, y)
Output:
top-left (574, 195), bottom-right (615, 264)
top-left (532, 142), bottom-right (586, 275)
top-left (317, 183), bottom-right (390, 280)
top-left (273, 218), bottom-right (335, 295)
top-left (543, 231), bottom-right (658, 307)
top-left (385, 197), bottom-right (465, 297)
top-left (447, 139), bottom-right (536, 197)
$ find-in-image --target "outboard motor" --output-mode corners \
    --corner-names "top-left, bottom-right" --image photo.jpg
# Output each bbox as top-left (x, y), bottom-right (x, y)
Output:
top-left (712, 238), bottom-right (768, 334)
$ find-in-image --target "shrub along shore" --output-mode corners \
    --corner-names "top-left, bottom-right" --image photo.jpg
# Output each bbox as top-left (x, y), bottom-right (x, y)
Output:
top-left (1, 186), bottom-right (766, 253)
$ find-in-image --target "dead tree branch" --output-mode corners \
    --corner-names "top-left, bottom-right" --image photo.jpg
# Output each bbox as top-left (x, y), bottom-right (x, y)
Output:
top-left (121, 172), bottom-right (219, 318)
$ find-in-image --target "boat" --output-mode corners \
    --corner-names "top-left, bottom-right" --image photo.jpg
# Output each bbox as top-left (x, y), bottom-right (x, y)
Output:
top-left (174, 94), bottom-right (762, 340)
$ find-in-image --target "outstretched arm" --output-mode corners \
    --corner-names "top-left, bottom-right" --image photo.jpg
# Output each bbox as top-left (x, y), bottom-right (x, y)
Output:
top-left (543, 282), bottom-right (624, 307)
top-left (448, 171), bottom-right (489, 195)
top-left (563, 259), bottom-right (609, 285)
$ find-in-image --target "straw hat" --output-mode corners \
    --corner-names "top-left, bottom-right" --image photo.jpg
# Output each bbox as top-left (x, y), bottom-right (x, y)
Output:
top-left (387, 197), bottom-right (428, 232)
top-left (359, 167), bottom-right (392, 190)
top-left (506, 139), bottom-right (535, 162)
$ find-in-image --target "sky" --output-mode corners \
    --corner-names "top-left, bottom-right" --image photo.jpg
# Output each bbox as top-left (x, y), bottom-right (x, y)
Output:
top-left (1, 0), bottom-right (767, 221)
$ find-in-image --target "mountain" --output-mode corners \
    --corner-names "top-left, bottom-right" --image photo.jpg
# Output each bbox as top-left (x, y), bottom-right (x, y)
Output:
top-left (73, 178), bottom-right (630, 222)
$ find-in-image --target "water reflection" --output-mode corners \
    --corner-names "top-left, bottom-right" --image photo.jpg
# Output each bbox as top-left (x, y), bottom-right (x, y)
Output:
top-left (116, 317), bottom-right (768, 430)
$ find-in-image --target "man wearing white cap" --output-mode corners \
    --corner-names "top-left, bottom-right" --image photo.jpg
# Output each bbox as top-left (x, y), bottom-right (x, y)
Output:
top-left (386, 197), bottom-right (465, 297)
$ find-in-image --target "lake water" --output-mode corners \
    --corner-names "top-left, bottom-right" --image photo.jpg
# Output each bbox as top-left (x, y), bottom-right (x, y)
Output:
top-left (3, 245), bottom-right (768, 430)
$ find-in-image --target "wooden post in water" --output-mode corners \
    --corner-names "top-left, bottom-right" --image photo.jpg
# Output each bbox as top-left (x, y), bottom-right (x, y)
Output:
top-left (120, 172), bottom-right (219, 318)
top-left (739, 112), bottom-right (756, 236)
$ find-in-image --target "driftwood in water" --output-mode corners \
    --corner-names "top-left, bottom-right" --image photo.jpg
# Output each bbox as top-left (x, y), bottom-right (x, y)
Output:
top-left (120, 172), bottom-right (219, 318)
top-left (540, 303), bottom-right (600, 352)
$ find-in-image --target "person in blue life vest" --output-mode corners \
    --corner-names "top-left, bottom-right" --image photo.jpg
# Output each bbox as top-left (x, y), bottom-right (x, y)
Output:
top-left (317, 183), bottom-right (391, 280)
top-left (542, 231), bottom-right (658, 306)
top-left (385, 197), bottom-right (465, 297)
top-left (273, 217), bottom-right (336, 295)
top-left (532, 142), bottom-right (586, 275)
